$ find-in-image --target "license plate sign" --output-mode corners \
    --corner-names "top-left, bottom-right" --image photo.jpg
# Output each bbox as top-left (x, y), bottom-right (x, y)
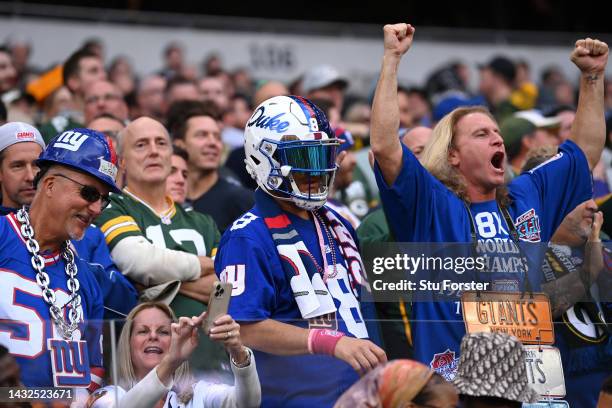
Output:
top-left (461, 291), bottom-right (554, 344)
top-left (524, 345), bottom-right (566, 398)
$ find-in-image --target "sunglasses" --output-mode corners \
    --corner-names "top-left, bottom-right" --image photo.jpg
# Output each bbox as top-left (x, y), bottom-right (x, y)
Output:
top-left (53, 174), bottom-right (111, 209)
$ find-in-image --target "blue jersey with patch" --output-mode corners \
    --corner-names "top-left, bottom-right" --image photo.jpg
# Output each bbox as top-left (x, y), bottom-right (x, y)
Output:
top-left (0, 213), bottom-right (104, 388)
top-left (374, 140), bottom-right (591, 381)
top-left (215, 205), bottom-right (370, 408)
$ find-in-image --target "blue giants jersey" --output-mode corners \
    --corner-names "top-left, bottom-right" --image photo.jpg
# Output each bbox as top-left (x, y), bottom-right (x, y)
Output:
top-left (215, 206), bottom-right (369, 408)
top-left (374, 140), bottom-right (591, 381)
top-left (0, 213), bottom-right (104, 388)
top-left (71, 225), bottom-right (138, 319)
top-left (0, 206), bottom-right (138, 320)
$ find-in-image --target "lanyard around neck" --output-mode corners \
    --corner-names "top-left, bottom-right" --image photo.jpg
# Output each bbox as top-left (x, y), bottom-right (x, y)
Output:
top-left (463, 201), bottom-right (535, 295)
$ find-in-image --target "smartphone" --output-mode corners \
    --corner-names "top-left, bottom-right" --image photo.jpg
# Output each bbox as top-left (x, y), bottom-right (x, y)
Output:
top-left (202, 281), bottom-right (233, 333)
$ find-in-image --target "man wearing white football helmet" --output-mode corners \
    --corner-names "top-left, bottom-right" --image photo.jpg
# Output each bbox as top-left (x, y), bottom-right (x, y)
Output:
top-left (244, 95), bottom-right (339, 210)
top-left (216, 95), bottom-right (386, 407)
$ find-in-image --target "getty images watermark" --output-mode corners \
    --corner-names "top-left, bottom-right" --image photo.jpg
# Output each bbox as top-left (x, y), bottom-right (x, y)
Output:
top-left (371, 252), bottom-right (489, 292)
top-left (359, 242), bottom-right (611, 303)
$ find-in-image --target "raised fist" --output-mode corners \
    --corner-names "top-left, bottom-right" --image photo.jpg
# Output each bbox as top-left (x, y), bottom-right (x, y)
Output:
top-left (383, 23), bottom-right (415, 59)
top-left (571, 38), bottom-right (609, 74)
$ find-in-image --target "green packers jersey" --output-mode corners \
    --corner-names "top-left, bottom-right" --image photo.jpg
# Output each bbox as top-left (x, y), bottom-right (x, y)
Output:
top-left (96, 188), bottom-right (228, 374)
top-left (96, 188), bottom-right (219, 257)
top-left (357, 207), bottom-right (413, 360)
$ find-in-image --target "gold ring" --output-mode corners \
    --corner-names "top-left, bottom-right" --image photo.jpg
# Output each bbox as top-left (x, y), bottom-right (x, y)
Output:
top-left (226, 331), bottom-right (231, 339)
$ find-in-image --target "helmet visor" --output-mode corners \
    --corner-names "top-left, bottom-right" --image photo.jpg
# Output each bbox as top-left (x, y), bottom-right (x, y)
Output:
top-left (275, 138), bottom-right (339, 176)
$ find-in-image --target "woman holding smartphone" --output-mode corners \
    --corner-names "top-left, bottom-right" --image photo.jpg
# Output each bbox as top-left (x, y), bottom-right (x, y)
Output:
top-left (87, 302), bottom-right (261, 408)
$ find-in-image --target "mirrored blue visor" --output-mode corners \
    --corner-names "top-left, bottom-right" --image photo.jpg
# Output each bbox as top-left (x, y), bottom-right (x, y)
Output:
top-left (271, 138), bottom-right (339, 173)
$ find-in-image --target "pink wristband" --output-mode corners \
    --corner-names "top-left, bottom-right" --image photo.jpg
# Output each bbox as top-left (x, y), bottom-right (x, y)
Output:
top-left (308, 329), bottom-right (345, 355)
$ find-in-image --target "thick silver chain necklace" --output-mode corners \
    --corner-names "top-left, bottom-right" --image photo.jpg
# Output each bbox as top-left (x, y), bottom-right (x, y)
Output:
top-left (16, 207), bottom-right (81, 339)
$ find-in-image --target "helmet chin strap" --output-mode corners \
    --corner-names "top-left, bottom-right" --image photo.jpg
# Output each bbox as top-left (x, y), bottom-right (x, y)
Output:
top-left (293, 199), bottom-right (325, 211)
top-left (262, 188), bottom-right (326, 211)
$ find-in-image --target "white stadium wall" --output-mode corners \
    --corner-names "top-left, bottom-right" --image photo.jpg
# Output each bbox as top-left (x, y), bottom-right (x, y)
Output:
top-left (2, 15), bottom-right (611, 97)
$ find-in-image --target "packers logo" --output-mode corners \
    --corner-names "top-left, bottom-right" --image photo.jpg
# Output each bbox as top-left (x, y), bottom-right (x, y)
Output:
top-left (562, 303), bottom-right (608, 343)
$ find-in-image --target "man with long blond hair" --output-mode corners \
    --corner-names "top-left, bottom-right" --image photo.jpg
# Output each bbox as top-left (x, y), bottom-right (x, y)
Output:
top-left (370, 21), bottom-right (608, 384)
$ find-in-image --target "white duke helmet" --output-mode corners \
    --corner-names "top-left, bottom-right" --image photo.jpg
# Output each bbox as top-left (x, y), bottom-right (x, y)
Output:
top-left (244, 95), bottom-right (339, 210)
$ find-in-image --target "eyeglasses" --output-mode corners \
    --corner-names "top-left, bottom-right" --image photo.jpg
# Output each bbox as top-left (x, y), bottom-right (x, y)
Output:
top-left (84, 93), bottom-right (122, 105)
top-left (53, 174), bottom-right (111, 209)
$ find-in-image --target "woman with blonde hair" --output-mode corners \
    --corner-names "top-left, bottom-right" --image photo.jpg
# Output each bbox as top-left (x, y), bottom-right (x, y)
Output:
top-left (87, 302), bottom-right (261, 408)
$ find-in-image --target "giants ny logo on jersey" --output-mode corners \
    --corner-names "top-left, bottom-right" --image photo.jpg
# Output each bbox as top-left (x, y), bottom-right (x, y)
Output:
top-left (0, 271), bottom-right (90, 387)
top-left (220, 264), bottom-right (246, 296)
top-left (54, 131), bottom-right (89, 152)
top-left (48, 338), bottom-right (91, 387)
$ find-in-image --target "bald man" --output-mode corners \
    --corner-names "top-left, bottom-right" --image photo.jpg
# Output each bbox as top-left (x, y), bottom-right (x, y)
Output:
top-left (95, 117), bottom-right (227, 371)
top-left (401, 126), bottom-right (432, 159)
top-left (96, 117), bottom-right (216, 290)
top-left (253, 80), bottom-right (289, 106)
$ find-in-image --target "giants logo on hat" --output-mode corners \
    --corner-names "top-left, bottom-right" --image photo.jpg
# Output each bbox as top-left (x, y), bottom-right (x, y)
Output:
top-left (54, 130), bottom-right (89, 152)
top-left (16, 131), bottom-right (35, 141)
top-left (430, 349), bottom-right (459, 381)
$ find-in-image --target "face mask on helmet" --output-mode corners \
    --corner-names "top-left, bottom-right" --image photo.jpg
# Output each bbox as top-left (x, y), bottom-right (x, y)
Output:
top-left (244, 95), bottom-right (339, 210)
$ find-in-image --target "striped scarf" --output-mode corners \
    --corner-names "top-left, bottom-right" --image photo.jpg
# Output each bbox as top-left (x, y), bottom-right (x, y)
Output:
top-left (255, 189), bottom-right (366, 319)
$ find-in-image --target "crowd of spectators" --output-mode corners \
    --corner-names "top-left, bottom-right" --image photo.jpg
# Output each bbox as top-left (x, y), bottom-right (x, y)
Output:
top-left (0, 22), bottom-right (611, 408)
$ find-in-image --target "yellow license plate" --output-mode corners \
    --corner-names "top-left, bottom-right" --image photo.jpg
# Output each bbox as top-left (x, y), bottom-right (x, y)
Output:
top-left (461, 291), bottom-right (554, 344)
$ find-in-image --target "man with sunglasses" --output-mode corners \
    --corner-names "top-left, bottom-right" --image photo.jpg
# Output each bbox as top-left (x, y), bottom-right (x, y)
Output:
top-left (0, 122), bottom-right (137, 321)
top-left (0, 127), bottom-right (119, 395)
top-left (215, 95), bottom-right (387, 407)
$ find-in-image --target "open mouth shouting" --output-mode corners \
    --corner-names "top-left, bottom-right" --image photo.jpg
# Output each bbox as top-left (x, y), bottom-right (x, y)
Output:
top-left (490, 151), bottom-right (505, 174)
